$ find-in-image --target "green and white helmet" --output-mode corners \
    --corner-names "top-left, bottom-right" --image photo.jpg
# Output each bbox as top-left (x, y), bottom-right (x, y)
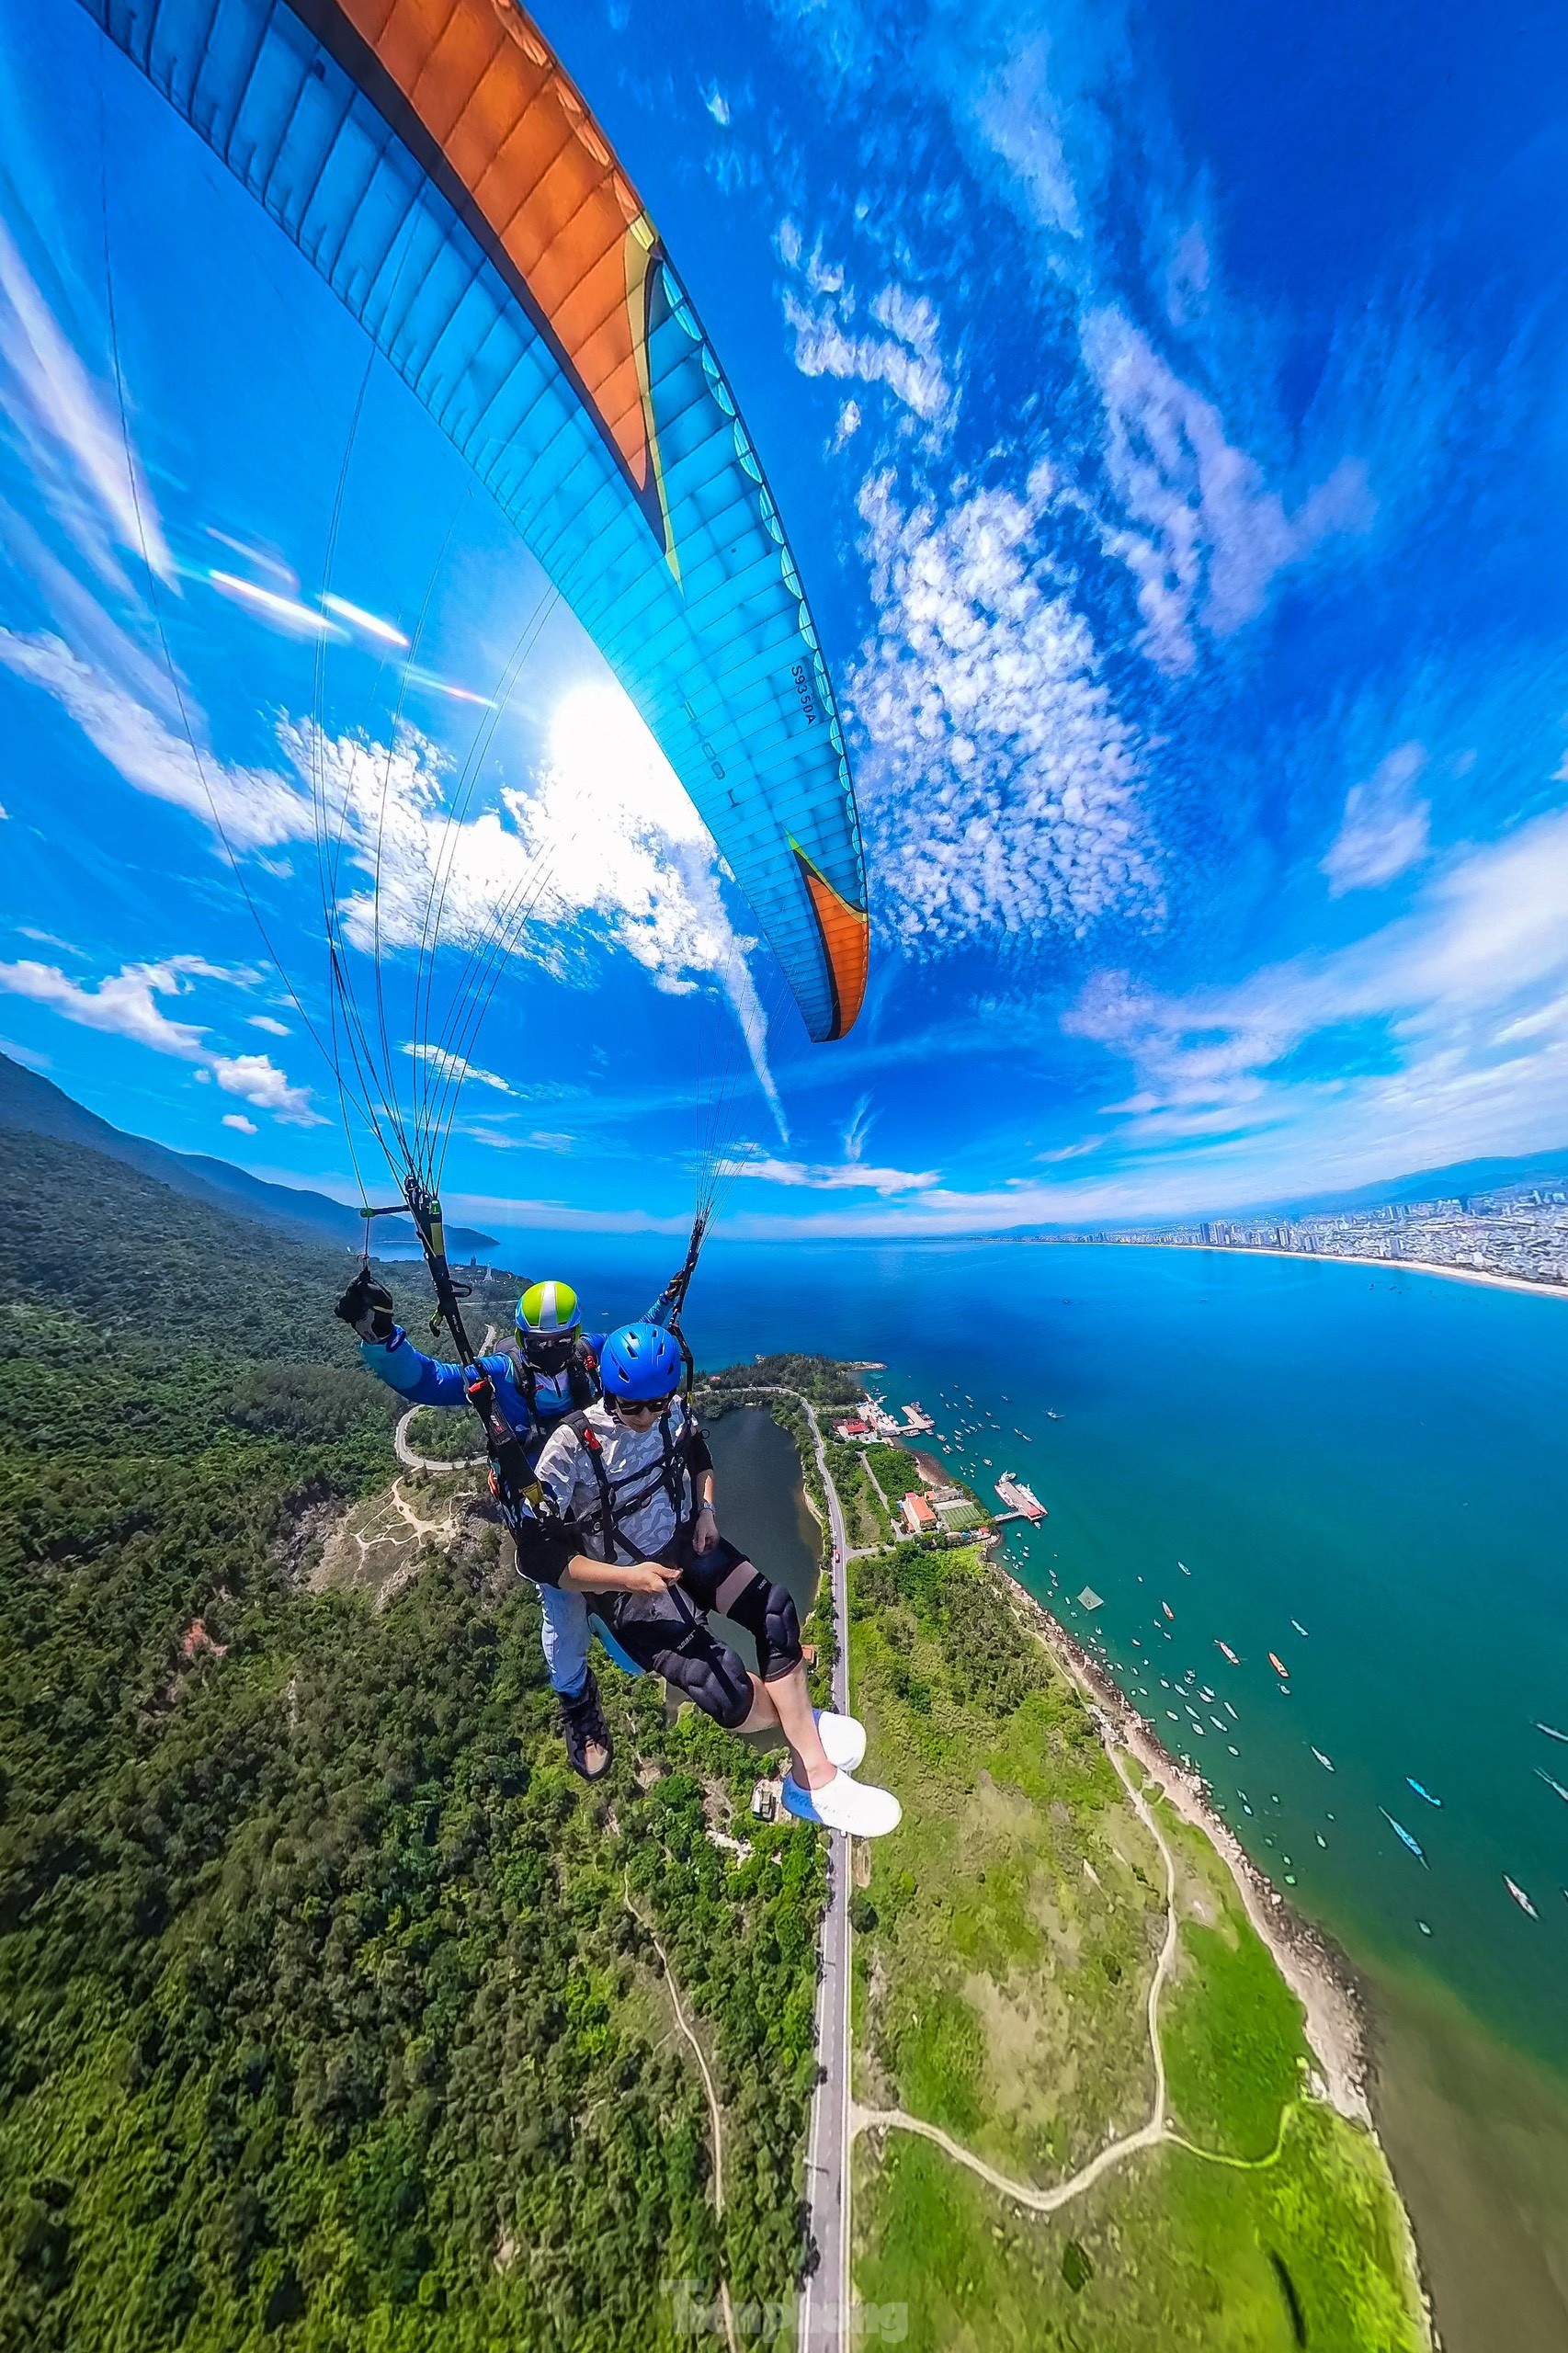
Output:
top-left (515, 1279), bottom-right (580, 1339)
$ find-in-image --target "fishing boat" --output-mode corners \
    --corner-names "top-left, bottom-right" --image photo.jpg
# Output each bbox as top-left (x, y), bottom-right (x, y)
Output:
top-left (1290, 1620), bottom-right (1309, 1638)
top-left (1162, 1602), bottom-right (1175, 1621)
top-left (1505, 1876), bottom-right (1539, 1919)
top-left (1537, 1722), bottom-right (1568, 1744)
top-left (1536, 1768), bottom-right (1568, 1803)
top-left (1311, 1747), bottom-right (1335, 1772)
top-left (1381, 1810), bottom-right (1427, 1865)
top-left (1268, 1652), bottom-right (1290, 1679)
top-left (1406, 1777), bottom-right (1442, 1807)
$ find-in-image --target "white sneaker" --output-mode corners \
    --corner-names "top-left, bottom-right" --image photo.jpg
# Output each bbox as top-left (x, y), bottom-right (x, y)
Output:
top-left (813, 1708), bottom-right (867, 1771)
top-left (781, 1769), bottom-right (902, 1837)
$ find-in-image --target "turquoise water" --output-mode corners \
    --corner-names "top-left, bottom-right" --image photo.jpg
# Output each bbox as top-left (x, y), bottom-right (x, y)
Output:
top-left (481, 1231), bottom-right (1568, 2073)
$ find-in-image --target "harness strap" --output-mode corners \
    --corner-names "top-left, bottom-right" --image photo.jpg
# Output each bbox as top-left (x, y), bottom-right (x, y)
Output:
top-left (563, 1408), bottom-right (694, 1560)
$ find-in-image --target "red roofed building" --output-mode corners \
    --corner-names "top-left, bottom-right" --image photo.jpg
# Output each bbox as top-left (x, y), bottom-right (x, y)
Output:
top-left (902, 1492), bottom-right (936, 1536)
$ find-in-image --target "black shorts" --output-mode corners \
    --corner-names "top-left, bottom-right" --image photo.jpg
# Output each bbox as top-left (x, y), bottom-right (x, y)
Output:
top-left (591, 1529), bottom-right (801, 1730)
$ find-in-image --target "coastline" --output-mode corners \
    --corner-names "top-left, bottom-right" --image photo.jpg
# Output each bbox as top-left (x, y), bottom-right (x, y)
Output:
top-left (1058, 1237), bottom-right (1568, 1302)
top-left (991, 1557), bottom-right (1375, 2124)
top-left (989, 1553), bottom-right (1436, 2338)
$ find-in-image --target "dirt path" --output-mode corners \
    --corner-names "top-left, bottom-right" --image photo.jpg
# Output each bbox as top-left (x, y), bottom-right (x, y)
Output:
top-left (388, 1479), bottom-right (460, 1546)
top-left (854, 1622), bottom-right (1297, 2220)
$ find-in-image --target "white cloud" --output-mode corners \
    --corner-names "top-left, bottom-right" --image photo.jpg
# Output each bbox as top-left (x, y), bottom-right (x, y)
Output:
top-left (403, 1041), bottom-right (514, 1095)
top-left (296, 683), bottom-right (789, 1138)
top-left (968, 30), bottom-right (1083, 240)
top-left (851, 467), bottom-right (1161, 949)
top-left (721, 1149), bottom-right (940, 1196)
top-left (0, 211), bottom-right (173, 585)
top-left (1057, 802), bottom-right (1568, 1171)
top-left (0, 628), bottom-right (312, 849)
top-left (1083, 307), bottom-right (1374, 675)
top-left (222, 1113), bottom-right (257, 1134)
top-left (703, 82), bottom-right (732, 126)
top-left (690, 803), bottom-right (1568, 1237)
top-left (1322, 742), bottom-right (1431, 894)
top-left (0, 956), bottom-right (324, 1122)
top-left (247, 1013), bottom-right (290, 1036)
top-left (778, 222), bottom-right (957, 429)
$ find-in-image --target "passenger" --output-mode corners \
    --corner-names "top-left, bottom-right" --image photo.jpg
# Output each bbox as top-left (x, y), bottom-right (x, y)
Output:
top-left (335, 1269), bottom-right (619, 1780)
top-left (520, 1320), bottom-right (902, 1837)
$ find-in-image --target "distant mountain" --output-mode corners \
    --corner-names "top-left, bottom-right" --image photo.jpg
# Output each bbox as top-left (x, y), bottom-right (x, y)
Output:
top-left (1255, 1147), bottom-right (1568, 1221)
top-left (0, 1052), bottom-right (495, 1252)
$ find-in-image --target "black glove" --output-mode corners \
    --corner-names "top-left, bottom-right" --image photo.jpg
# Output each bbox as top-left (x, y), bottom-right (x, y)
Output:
top-left (335, 1268), bottom-right (396, 1344)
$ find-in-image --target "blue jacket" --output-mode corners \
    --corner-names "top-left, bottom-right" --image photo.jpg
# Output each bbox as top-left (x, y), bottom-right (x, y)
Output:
top-left (361, 1326), bottom-right (605, 1448)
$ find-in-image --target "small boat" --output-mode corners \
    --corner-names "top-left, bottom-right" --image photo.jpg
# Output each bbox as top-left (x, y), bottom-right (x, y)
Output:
top-left (1311, 1747), bottom-right (1335, 1772)
top-left (1178, 1561), bottom-right (1190, 1575)
top-left (1046, 1409), bottom-right (1062, 1420)
top-left (1537, 1722), bottom-right (1568, 1744)
top-left (1316, 1833), bottom-right (1327, 1847)
top-left (1216, 1641), bottom-right (1238, 1665)
top-left (1504, 1876), bottom-right (1539, 1919)
top-left (1417, 1920), bottom-right (1432, 1936)
top-left (1268, 1653), bottom-right (1290, 1679)
top-left (1536, 1768), bottom-right (1568, 1803)
top-left (1406, 1777), bottom-right (1442, 1807)
top-left (1224, 1701), bottom-right (1238, 1721)
top-left (1290, 1620), bottom-right (1309, 1638)
top-left (1162, 1602), bottom-right (1175, 1620)
top-left (1381, 1810), bottom-right (1427, 1864)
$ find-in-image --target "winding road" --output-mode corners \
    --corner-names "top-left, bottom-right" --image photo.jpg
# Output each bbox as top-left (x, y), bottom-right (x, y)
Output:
top-left (392, 1324), bottom-right (496, 1472)
top-left (792, 1393), bottom-right (855, 2353)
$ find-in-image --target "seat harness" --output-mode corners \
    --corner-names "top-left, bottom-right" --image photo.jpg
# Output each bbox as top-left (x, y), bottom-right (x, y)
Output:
top-left (559, 1406), bottom-right (694, 1562)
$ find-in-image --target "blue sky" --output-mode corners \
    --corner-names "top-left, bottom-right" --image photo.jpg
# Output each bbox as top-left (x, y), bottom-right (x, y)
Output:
top-left (4, 0), bottom-right (1568, 1239)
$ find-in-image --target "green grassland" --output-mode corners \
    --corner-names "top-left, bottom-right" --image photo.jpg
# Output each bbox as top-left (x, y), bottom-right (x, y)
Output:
top-left (848, 1540), bottom-right (1427, 2350)
top-left (824, 1438), bottom-right (892, 1548)
top-left (0, 1131), bottom-right (822, 2351)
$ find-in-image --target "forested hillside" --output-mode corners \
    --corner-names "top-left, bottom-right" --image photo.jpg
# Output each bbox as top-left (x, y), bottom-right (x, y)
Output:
top-left (0, 1131), bottom-right (822, 2350)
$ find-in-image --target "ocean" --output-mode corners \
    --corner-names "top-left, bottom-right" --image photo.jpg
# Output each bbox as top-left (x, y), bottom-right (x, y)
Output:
top-left (462, 1229), bottom-right (1568, 2348)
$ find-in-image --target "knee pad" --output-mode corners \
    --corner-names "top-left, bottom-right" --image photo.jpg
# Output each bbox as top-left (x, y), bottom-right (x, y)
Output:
top-left (756, 1578), bottom-right (803, 1683)
top-left (666, 1634), bottom-right (754, 1730)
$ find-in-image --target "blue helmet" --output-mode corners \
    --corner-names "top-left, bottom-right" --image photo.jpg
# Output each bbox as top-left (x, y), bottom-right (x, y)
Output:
top-left (599, 1320), bottom-right (684, 1402)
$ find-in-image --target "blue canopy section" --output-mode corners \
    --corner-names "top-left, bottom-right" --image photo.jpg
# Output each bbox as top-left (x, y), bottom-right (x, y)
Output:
top-left (80, 0), bottom-right (869, 1040)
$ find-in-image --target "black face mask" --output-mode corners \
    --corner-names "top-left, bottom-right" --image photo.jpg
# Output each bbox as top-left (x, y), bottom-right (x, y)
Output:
top-left (521, 1331), bottom-right (576, 1374)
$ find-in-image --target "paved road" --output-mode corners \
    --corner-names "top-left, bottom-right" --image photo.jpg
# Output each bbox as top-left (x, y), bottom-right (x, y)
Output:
top-left (795, 1396), bottom-right (854, 2353)
top-left (392, 1326), bottom-right (496, 1472)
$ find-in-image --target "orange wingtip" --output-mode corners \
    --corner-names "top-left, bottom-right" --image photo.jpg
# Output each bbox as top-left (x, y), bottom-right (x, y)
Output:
top-left (792, 845), bottom-right (869, 1040)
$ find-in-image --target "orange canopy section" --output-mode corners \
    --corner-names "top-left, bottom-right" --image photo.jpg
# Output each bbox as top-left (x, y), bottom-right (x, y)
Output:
top-left (794, 847), bottom-right (870, 1040)
top-left (335, 0), bottom-right (663, 527)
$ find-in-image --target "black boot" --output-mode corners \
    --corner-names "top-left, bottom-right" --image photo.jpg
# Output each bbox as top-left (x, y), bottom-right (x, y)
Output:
top-left (560, 1668), bottom-right (613, 1780)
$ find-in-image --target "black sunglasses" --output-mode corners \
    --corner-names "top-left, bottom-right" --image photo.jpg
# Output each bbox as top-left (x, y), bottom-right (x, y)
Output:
top-left (612, 1393), bottom-right (676, 1416)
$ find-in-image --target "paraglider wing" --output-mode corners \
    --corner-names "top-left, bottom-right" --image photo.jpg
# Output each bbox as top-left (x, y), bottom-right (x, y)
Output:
top-left (82, 0), bottom-right (869, 1041)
